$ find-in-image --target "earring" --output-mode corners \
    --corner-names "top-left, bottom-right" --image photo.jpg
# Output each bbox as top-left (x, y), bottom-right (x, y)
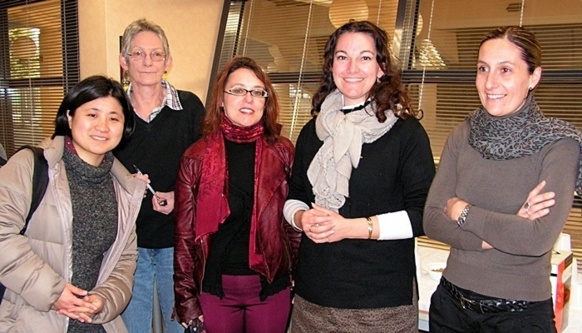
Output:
top-left (376, 77), bottom-right (381, 83)
top-left (162, 71), bottom-right (168, 81)
top-left (528, 86), bottom-right (534, 91)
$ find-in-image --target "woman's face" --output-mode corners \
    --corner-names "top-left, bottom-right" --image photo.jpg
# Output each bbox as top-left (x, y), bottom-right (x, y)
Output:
top-left (119, 31), bottom-right (172, 87)
top-left (67, 96), bottom-right (125, 166)
top-left (222, 68), bottom-right (266, 127)
top-left (476, 38), bottom-right (541, 117)
top-left (332, 32), bottom-right (384, 106)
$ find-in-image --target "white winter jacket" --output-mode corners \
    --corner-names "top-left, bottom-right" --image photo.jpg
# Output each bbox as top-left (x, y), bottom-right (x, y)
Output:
top-left (0, 136), bottom-right (145, 332)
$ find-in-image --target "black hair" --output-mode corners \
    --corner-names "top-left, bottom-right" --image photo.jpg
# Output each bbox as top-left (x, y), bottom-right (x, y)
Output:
top-left (53, 75), bottom-right (134, 141)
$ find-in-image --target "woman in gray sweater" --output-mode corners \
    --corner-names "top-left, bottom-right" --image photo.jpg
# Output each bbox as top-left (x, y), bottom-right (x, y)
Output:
top-left (424, 26), bottom-right (582, 333)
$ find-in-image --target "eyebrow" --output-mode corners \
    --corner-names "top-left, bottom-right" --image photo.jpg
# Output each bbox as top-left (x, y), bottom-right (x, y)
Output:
top-left (230, 83), bottom-right (265, 89)
top-left (477, 60), bottom-right (515, 66)
top-left (334, 50), bottom-right (375, 56)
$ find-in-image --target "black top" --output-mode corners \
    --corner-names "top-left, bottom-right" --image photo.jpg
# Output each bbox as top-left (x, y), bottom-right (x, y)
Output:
top-left (202, 139), bottom-right (291, 300)
top-left (202, 140), bottom-right (256, 296)
top-left (288, 116), bottom-right (435, 308)
top-left (114, 91), bottom-right (205, 248)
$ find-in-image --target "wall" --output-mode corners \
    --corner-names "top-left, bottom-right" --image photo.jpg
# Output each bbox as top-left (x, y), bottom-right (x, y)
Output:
top-left (78, 0), bottom-right (224, 101)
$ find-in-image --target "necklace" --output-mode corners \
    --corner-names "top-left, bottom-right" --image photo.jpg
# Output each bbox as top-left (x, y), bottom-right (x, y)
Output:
top-left (341, 99), bottom-right (372, 114)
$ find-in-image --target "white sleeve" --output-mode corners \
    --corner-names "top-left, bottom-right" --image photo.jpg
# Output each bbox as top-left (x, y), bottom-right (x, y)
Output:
top-left (377, 210), bottom-right (413, 240)
top-left (283, 199), bottom-right (309, 232)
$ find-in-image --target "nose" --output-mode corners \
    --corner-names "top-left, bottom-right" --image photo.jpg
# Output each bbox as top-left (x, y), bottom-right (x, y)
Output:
top-left (243, 91), bottom-right (254, 102)
top-left (484, 71), bottom-right (498, 90)
top-left (142, 53), bottom-right (153, 66)
top-left (347, 59), bottom-right (358, 73)
top-left (95, 118), bottom-right (110, 132)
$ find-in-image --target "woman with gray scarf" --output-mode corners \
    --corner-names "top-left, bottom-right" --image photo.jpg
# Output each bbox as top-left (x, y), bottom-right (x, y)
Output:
top-left (283, 20), bottom-right (436, 332)
top-left (424, 26), bottom-right (582, 333)
top-left (0, 76), bottom-right (145, 332)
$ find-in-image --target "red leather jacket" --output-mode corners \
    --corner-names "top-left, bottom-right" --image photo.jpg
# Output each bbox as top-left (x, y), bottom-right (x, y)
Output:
top-left (173, 133), bottom-right (300, 322)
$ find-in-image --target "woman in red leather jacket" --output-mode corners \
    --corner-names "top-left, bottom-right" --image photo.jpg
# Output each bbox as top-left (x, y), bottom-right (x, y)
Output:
top-left (173, 56), bottom-right (300, 333)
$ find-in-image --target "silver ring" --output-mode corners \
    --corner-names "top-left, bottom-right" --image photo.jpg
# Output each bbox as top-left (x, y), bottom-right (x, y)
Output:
top-left (315, 223), bottom-right (320, 227)
top-left (523, 201), bottom-right (530, 210)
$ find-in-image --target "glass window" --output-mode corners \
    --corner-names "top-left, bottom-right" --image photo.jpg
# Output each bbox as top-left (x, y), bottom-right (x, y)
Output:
top-left (215, 0), bottom-right (582, 271)
top-left (0, 0), bottom-right (79, 156)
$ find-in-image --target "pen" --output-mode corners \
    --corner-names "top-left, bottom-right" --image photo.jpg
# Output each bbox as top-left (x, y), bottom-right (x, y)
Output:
top-left (132, 164), bottom-right (167, 206)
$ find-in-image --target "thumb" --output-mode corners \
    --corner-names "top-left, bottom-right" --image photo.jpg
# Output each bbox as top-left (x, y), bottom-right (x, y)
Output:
top-left (67, 284), bottom-right (88, 297)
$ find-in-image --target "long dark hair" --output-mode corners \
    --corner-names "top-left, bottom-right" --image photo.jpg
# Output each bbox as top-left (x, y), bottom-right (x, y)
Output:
top-left (312, 20), bottom-right (417, 121)
top-left (204, 56), bottom-right (281, 143)
top-left (53, 75), bottom-right (134, 141)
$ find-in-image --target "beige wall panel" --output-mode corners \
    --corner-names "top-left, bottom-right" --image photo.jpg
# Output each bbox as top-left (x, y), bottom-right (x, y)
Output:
top-left (79, 0), bottom-right (223, 101)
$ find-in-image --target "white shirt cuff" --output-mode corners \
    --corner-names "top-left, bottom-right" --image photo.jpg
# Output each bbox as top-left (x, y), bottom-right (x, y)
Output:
top-left (283, 199), bottom-right (309, 232)
top-left (377, 210), bottom-right (413, 240)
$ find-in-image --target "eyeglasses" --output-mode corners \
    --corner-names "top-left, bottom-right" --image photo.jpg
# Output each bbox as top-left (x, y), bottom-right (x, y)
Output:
top-left (225, 87), bottom-right (269, 98)
top-left (127, 50), bottom-right (166, 62)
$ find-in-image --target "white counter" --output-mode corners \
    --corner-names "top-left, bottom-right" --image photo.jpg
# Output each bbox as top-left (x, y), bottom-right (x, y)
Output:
top-left (416, 245), bottom-right (582, 332)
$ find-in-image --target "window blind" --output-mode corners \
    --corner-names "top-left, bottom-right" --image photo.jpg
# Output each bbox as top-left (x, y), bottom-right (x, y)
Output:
top-left (0, 0), bottom-right (79, 157)
top-left (215, 0), bottom-right (582, 272)
top-left (213, 0), bottom-right (399, 143)
top-left (401, 0), bottom-right (582, 271)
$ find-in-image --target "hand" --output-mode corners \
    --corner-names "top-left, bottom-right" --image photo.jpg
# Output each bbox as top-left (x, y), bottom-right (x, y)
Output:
top-left (53, 283), bottom-right (96, 322)
top-left (152, 191), bottom-right (174, 215)
top-left (444, 197), bottom-right (468, 222)
top-left (517, 180), bottom-right (555, 220)
top-left (182, 316), bottom-right (206, 333)
top-left (57, 293), bottom-right (103, 323)
top-left (296, 205), bottom-right (334, 243)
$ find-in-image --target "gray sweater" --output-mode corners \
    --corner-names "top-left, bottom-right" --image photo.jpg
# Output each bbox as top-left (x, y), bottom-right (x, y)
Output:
top-left (424, 119), bottom-right (578, 301)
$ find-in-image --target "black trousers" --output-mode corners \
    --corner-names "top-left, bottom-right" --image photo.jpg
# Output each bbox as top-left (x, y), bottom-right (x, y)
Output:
top-left (429, 279), bottom-right (557, 333)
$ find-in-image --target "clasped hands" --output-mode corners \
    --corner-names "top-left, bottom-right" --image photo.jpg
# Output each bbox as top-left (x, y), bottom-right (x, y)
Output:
top-left (53, 283), bottom-right (103, 323)
top-left (295, 203), bottom-right (352, 243)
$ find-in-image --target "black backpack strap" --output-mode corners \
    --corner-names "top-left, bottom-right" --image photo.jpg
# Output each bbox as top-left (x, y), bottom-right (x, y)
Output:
top-left (16, 145), bottom-right (49, 235)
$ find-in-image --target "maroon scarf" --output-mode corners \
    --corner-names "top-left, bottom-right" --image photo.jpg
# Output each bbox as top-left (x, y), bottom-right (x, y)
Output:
top-left (195, 116), bottom-right (266, 248)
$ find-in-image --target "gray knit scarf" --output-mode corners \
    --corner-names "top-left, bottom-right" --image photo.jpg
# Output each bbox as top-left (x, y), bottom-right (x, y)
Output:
top-left (307, 89), bottom-right (398, 211)
top-left (62, 140), bottom-right (116, 333)
top-left (469, 93), bottom-right (582, 195)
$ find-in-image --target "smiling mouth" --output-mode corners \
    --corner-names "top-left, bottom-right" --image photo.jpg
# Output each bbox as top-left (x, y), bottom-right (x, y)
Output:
top-left (344, 78), bottom-right (364, 83)
top-left (487, 94), bottom-right (505, 100)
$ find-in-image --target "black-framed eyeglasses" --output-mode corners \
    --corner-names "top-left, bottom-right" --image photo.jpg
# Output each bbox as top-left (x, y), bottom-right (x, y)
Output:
top-left (225, 87), bottom-right (269, 98)
top-left (127, 50), bottom-right (166, 62)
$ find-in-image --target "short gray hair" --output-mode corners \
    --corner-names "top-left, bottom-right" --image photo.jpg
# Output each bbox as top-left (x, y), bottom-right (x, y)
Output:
top-left (120, 18), bottom-right (170, 62)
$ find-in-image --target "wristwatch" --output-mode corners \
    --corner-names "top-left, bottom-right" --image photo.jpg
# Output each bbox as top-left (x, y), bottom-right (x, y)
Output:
top-left (457, 204), bottom-right (472, 226)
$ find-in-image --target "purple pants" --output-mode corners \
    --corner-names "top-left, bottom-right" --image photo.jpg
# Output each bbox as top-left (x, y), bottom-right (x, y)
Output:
top-left (198, 275), bottom-right (292, 333)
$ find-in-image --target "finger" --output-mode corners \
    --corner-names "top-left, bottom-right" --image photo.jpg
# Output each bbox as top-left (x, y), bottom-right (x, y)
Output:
top-left (311, 221), bottom-right (334, 233)
top-left (77, 313), bottom-right (93, 323)
top-left (530, 207), bottom-right (551, 220)
top-left (68, 285), bottom-right (88, 297)
top-left (58, 310), bottom-right (80, 320)
top-left (527, 180), bottom-right (547, 199)
top-left (310, 229), bottom-right (335, 242)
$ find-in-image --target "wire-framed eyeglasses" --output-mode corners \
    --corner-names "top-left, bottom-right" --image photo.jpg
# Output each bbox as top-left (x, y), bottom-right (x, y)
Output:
top-left (225, 87), bottom-right (269, 98)
top-left (127, 50), bottom-right (166, 62)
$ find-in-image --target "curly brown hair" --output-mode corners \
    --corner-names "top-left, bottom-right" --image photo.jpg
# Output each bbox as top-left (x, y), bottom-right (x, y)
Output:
top-left (312, 20), bottom-right (418, 122)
